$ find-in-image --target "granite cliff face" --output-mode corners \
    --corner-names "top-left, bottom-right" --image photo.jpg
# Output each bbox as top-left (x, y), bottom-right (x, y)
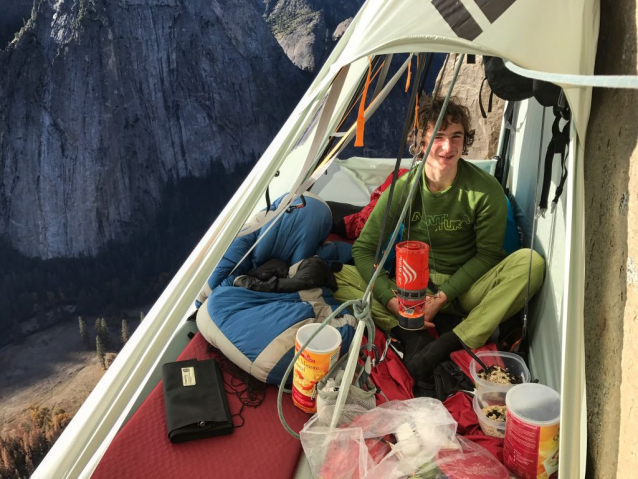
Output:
top-left (262, 0), bottom-right (363, 72)
top-left (0, 0), bottom-right (306, 258)
top-left (262, 0), bottom-right (444, 159)
top-left (0, 0), bottom-right (34, 48)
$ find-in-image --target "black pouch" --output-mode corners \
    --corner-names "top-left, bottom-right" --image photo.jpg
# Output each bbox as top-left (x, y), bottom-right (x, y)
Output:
top-left (431, 361), bottom-right (474, 402)
top-left (162, 358), bottom-right (233, 443)
top-left (413, 361), bottom-right (474, 401)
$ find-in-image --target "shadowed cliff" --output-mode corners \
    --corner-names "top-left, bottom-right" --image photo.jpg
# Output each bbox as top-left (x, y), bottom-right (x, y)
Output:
top-left (0, 0), bottom-right (306, 258)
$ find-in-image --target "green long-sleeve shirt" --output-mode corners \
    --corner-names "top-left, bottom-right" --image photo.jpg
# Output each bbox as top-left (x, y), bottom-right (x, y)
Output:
top-left (352, 159), bottom-right (507, 306)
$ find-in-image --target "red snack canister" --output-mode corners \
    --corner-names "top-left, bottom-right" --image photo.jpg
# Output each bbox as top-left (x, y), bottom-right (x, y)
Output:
top-left (504, 383), bottom-right (561, 479)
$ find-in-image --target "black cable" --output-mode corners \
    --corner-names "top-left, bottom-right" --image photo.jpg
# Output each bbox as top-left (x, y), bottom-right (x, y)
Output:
top-left (373, 52), bottom-right (429, 266)
top-left (419, 53), bottom-right (435, 96)
top-left (265, 186), bottom-right (271, 212)
top-left (207, 345), bottom-right (266, 428)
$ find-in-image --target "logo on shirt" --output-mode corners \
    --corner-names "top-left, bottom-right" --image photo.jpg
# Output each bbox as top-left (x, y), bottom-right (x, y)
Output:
top-left (422, 214), bottom-right (472, 232)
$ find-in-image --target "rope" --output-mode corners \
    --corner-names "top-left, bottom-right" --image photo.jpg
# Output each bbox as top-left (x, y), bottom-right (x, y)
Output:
top-left (364, 54), bottom-right (466, 306)
top-left (411, 53), bottom-right (452, 276)
top-left (405, 55), bottom-right (412, 92)
top-left (373, 52), bottom-right (428, 267)
top-left (517, 106), bottom-right (547, 351)
top-left (380, 53), bottom-right (444, 252)
top-left (276, 298), bottom-right (373, 438)
top-left (277, 55), bottom-right (466, 438)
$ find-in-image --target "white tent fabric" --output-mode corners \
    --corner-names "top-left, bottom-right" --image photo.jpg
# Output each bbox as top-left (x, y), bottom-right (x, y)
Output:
top-left (506, 100), bottom-right (587, 475)
top-left (312, 0), bottom-right (599, 142)
top-left (35, 0), bottom-right (599, 477)
top-left (312, 157), bottom-right (497, 207)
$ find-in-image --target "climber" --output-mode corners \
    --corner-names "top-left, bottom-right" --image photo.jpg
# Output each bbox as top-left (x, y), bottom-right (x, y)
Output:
top-left (334, 96), bottom-right (546, 380)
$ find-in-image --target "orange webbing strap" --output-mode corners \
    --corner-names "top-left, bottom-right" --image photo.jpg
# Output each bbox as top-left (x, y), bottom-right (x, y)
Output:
top-left (405, 56), bottom-right (412, 93)
top-left (335, 59), bottom-right (385, 134)
top-left (354, 56), bottom-right (373, 147)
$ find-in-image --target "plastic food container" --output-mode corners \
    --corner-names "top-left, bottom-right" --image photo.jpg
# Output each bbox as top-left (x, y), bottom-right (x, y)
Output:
top-left (472, 394), bottom-right (506, 438)
top-left (504, 384), bottom-right (561, 478)
top-left (469, 351), bottom-right (530, 406)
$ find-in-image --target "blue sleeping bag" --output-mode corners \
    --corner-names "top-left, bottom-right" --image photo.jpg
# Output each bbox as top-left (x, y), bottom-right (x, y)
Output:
top-left (195, 193), bottom-right (357, 384)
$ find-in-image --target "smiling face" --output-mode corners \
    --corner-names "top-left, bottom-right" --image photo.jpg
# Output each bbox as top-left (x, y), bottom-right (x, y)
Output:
top-left (423, 118), bottom-right (465, 173)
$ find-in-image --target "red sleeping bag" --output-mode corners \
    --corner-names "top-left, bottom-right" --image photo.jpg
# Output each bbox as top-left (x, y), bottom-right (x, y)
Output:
top-left (343, 168), bottom-right (409, 240)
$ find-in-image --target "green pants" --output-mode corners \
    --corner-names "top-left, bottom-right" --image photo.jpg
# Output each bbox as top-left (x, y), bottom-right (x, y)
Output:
top-left (333, 248), bottom-right (546, 349)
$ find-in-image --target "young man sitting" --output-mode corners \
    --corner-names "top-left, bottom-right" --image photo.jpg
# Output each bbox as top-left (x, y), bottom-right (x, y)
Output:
top-left (333, 96), bottom-right (545, 381)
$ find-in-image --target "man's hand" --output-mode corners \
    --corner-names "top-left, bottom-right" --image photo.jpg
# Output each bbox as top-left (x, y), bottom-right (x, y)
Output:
top-left (421, 291), bottom-right (447, 327)
top-left (386, 297), bottom-right (402, 317)
top-left (386, 291), bottom-right (448, 329)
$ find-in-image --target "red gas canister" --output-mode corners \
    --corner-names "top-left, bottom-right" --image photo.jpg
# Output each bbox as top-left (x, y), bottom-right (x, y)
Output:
top-left (395, 241), bottom-right (429, 330)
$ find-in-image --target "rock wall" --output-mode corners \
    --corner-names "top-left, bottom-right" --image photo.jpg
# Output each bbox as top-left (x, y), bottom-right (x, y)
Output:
top-left (262, 0), bottom-right (363, 72)
top-left (584, 0), bottom-right (638, 477)
top-left (0, 0), bottom-right (34, 48)
top-left (0, 0), bottom-right (306, 258)
top-left (436, 54), bottom-right (505, 160)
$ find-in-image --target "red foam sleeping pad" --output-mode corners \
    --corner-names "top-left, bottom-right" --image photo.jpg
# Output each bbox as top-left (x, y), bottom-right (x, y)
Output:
top-left (92, 333), bottom-right (309, 479)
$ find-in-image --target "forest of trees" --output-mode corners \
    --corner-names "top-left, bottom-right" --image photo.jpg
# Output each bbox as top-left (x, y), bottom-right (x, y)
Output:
top-left (0, 315), bottom-right (136, 476)
top-left (0, 161), bottom-right (254, 348)
top-left (0, 405), bottom-right (71, 477)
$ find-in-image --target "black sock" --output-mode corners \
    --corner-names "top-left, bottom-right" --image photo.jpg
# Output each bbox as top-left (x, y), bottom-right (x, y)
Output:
top-left (406, 331), bottom-right (462, 381)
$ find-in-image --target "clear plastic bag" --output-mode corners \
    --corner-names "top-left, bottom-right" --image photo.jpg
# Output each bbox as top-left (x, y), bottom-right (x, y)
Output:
top-left (432, 436), bottom-right (510, 478)
top-left (300, 398), bottom-right (509, 479)
top-left (316, 353), bottom-right (377, 414)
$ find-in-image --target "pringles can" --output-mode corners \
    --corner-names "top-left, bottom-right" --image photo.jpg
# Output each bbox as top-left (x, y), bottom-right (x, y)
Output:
top-left (504, 383), bottom-right (560, 479)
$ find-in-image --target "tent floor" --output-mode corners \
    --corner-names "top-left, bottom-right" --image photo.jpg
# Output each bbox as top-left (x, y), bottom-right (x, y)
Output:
top-left (92, 332), bottom-right (309, 478)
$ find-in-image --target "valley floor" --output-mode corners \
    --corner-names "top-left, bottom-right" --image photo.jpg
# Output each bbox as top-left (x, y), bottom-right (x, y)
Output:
top-left (0, 314), bottom-right (142, 437)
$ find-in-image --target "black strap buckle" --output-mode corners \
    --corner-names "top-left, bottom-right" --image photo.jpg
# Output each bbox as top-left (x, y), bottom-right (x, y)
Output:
top-left (285, 195), bottom-right (306, 213)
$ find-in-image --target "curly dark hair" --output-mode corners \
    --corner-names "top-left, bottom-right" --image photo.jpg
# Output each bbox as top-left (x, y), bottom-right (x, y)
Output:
top-left (413, 95), bottom-right (475, 155)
